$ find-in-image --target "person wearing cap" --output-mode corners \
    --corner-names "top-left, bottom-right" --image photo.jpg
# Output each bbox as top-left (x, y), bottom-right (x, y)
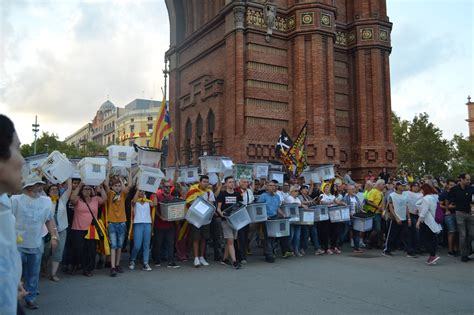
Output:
top-left (0, 114), bottom-right (27, 315)
top-left (11, 174), bottom-right (59, 310)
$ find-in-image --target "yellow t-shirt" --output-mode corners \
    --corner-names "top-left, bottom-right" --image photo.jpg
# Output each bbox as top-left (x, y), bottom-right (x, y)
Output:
top-left (366, 189), bottom-right (384, 214)
top-left (107, 191), bottom-right (127, 223)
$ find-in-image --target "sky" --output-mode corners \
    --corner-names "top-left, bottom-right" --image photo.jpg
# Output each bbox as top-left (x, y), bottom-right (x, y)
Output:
top-left (0, 0), bottom-right (473, 146)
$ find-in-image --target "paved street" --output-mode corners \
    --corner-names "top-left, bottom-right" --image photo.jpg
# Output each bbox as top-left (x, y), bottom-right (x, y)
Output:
top-left (32, 248), bottom-right (473, 315)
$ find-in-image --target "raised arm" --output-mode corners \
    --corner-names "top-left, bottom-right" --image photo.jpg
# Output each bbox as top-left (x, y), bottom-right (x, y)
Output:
top-left (70, 182), bottom-right (83, 204)
top-left (96, 183), bottom-right (108, 205)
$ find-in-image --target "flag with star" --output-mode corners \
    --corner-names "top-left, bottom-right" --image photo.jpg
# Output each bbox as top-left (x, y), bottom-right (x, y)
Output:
top-left (275, 129), bottom-right (295, 172)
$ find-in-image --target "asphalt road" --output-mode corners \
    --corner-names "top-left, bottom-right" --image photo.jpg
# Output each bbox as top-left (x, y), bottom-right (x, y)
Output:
top-left (32, 248), bottom-right (473, 315)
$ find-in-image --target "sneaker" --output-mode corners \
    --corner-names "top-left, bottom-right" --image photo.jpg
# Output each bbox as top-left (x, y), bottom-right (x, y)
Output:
top-left (314, 249), bottom-right (325, 256)
top-left (326, 249), bottom-right (334, 255)
top-left (430, 256), bottom-right (440, 265)
top-left (199, 256), bottom-right (209, 266)
top-left (110, 268), bottom-right (117, 277)
top-left (232, 261), bottom-right (241, 270)
top-left (221, 259), bottom-right (232, 266)
top-left (359, 241), bottom-right (367, 248)
top-left (129, 261), bottom-right (136, 270)
top-left (193, 257), bottom-right (201, 267)
top-left (265, 256), bottom-right (275, 263)
top-left (167, 262), bottom-right (180, 269)
top-left (25, 301), bottom-right (39, 310)
top-left (353, 249), bottom-right (363, 253)
top-left (300, 249), bottom-right (306, 255)
top-left (115, 265), bottom-right (124, 273)
top-left (295, 251), bottom-right (302, 257)
top-left (350, 239), bottom-right (355, 248)
top-left (143, 264), bottom-right (152, 271)
top-left (426, 257), bottom-right (437, 265)
top-left (447, 252), bottom-right (454, 257)
top-left (382, 251), bottom-right (393, 257)
top-left (240, 259), bottom-right (248, 264)
top-left (154, 262), bottom-right (161, 267)
top-left (333, 248), bottom-right (341, 254)
top-left (406, 254), bottom-right (418, 258)
top-left (283, 251), bottom-right (293, 258)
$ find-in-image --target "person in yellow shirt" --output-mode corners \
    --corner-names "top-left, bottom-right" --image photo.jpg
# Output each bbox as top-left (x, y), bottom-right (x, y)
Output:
top-left (104, 171), bottom-right (132, 277)
top-left (366, 179), bottom-right (385, 248)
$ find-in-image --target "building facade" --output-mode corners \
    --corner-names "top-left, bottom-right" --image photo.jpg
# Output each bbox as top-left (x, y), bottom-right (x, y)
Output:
top-left (466, 96), bottom-right (474, 138)
top-left (165, 0), bottom-right (396, 178)
top-left (65, 99), bottom-right (162, 149)
top-left (116, 99), bottom-right (162, 147)
top-left (64, 123), bottom-right (93, 150)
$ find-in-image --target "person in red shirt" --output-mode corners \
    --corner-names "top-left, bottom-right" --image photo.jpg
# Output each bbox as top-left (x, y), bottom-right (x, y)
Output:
top-left (364, 170), bottom-right (376, 184)
top-left (152, 183), bottom-right (180, 268)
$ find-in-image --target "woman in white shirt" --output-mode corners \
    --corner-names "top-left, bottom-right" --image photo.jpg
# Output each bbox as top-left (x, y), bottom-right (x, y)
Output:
top-left (416, 184), bottom-right (442, 265)
top-left (319, 183), bottom-right (346, 254)
top-left (45, 179), bottom-right (72, 281)
top-left (129, 190), bottom-right (157, 271)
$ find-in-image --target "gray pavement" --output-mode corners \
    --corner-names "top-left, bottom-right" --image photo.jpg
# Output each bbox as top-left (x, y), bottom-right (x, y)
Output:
top-left (33, 249), bottom-right (473, 315)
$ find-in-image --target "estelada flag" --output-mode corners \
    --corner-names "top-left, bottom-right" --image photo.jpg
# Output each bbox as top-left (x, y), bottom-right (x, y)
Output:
top-left (275, 129), bottom-right (295, 172)
top-left (287, 122), bottom-right (308, 177)
top-left (151, 94), bottom-right (173, 150)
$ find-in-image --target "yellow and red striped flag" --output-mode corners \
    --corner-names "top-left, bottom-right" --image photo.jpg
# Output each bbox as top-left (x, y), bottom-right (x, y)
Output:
top-left (151, 94), bottom-right (173, 149)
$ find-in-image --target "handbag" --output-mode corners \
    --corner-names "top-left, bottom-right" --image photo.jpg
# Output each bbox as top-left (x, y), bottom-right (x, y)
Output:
top-left (434, 201), bottom-right (444, 224)
top-left (83, 199), bottom-right (105, 240)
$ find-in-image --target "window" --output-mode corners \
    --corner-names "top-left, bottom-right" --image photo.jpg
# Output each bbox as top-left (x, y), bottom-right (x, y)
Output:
top-left (130, 125), bottom-right (135, 132)
top-left (147, 116), bottom-right (153, 121)
top-left (196, 115), bottom-right (203, 157)
top-left (147, 123), bottom-right (153, 131)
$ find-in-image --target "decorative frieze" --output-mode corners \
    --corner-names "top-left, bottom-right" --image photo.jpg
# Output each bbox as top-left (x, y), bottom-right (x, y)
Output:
top-left (335, 31), bottom-right (347, 46)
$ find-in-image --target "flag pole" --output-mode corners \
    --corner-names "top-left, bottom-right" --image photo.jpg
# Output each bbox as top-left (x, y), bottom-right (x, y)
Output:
top-left (162, 59), bottom-right (180, 165)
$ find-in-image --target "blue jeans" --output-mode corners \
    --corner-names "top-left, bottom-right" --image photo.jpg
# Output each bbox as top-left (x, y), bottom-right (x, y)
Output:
top-left (131, 223), bottom-right (151, 264)
top-left (290, 225), bottom-right (302, 252)
top-left (301, 225), bottom-right (321, 251)
top-left (352, 228), bottom-right (361, 250)
top-left (20, 252), bottom-right (42, 303)
top-left (108, 222), bottom-right (127, 249)
top-left (372, 214), bottom-right (382, 232)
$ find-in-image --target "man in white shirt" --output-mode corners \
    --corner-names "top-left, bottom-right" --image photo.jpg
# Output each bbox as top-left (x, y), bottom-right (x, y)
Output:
top-left (403, 183), bottom-right (423, 253)
top-left (383, 182), bottom-right (416, 257)
top-left (12, 174), bottom-right (59, 310)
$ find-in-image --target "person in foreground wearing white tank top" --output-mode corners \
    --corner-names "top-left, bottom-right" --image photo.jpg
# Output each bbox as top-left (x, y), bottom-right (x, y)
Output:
top-left (129, 190), bottom-right (157, 271)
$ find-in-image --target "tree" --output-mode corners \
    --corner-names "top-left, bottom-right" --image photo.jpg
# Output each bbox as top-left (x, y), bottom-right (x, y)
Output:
top-left (21, 132), bottom-right (106, 158)
top-left (392, 112), bottom-right (451, 178)
top-left (449, 134), bottom-right (474, 177)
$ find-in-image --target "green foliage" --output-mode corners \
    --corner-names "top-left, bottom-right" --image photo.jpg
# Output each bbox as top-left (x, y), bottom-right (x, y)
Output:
top-left (392, 112), bottom-right (451, 178)
top-left (449, 134), bottom-right (474, 177)
top-left (21, 132), bottom-right (107, 159)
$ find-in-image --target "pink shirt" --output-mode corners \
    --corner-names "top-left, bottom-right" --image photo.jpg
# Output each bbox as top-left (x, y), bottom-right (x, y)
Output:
top-left (72, 197), bottom-right (101, 231)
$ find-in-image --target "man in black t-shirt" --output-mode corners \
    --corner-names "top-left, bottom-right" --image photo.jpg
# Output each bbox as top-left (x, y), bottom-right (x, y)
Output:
top-left (440, 179), bottom-right (458, 256)
top-left (448, 173), bottom-right (474, 262)
top-left (216, 176), bottom-right (243, 269)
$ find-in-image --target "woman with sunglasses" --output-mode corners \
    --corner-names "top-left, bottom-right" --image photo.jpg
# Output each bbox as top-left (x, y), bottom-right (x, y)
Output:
top-left (69, 182), bottom-right (107, 276)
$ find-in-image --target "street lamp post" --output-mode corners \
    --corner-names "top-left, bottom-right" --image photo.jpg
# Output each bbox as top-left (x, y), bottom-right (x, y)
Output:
top-left (32, 115), bottom-right (40, 155)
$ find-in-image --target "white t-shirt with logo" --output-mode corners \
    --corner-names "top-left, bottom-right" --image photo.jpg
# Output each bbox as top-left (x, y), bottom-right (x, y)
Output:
top-left (389, 192), bottom-right (408, 221)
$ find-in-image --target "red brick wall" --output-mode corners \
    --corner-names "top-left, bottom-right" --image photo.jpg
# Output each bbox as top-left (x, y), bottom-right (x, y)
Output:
top-left (165, 0), bottom-right (396, 178)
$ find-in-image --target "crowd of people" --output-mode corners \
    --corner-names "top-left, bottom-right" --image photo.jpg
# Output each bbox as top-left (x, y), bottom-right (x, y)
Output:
top-left (1, 114), bottom-right (473, 314)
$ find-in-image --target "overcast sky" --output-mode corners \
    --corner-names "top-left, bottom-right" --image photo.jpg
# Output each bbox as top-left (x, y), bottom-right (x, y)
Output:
top-left (1, 0), bottom-right (472, 147)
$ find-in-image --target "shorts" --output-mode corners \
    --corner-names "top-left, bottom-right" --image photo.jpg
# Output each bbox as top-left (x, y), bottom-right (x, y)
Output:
top-left (221, 220), bottom-right (238, 240)
top-left (51, 229), bottom-right (67, 262)
top-left (108, 222), bottom-right (127, 249)
top-left (444, 214), bottom-right (458, 233)
top-left (189, 223), bottom-right (211, 241)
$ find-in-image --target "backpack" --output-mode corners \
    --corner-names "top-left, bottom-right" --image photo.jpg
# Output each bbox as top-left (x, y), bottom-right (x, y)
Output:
top-left (434, 201), bottom-right (444, 224)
